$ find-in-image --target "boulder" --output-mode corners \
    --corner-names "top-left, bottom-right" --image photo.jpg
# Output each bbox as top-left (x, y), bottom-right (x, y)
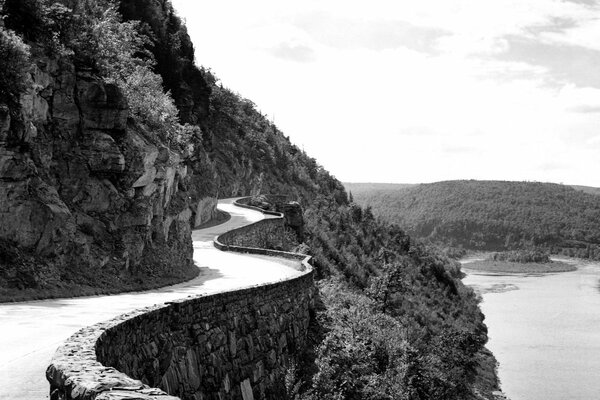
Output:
top-left (72, 178), bottom-right (123, 214)
top-left (0, 105), bottom-right (10, 142)
top-left (83, 132), bottom-right (125, 173)
top-left (0, 150), bottom-right (37, 180)
top-left (78, 78), bottom-right (128, 131)
top-left (279, 202), bottom-right (305, 240)
top-left (125, 132), bottom-right (159, 188)
top-left (194, 197), bottom-right (218, 227)
top-left (52, 63), bottom-right (79, 139)
top-left (280, 202), bottom-right (304, 229)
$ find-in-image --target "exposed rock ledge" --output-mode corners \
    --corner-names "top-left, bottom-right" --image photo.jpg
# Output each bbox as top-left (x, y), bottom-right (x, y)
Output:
top-left (0, 56), bottom-right (206, 300)
top-left (46, 198), bottom-right (314, 400)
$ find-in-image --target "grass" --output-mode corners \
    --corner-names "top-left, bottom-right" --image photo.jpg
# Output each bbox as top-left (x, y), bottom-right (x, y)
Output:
top-left (463, 259), bottom-right (576, 274)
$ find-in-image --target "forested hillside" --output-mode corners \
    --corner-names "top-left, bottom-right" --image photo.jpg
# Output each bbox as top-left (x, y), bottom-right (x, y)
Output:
top-left (118, 0), bottom-right (344, 202)
top-left (0, 1), bottom-right (496, 398)
top-left (297, 197), bottom-right (491, 400)
top-left (347, 180), bottom-right (600, 259)
top-left (572, 185), bottom-right (600, 196)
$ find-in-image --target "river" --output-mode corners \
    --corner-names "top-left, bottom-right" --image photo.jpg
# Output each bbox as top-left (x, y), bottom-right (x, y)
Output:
top-left (463, 259), bottom-right (600, 400)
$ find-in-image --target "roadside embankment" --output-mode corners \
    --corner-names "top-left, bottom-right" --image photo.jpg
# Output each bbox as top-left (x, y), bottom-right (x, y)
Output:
top-left (46, 198), bottom-right (314, 400)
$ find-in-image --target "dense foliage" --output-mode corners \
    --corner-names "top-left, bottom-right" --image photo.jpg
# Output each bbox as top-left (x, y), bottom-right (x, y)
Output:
top-left (114, 0), bottom-right (347, 202)
top-left (1, 0), bottom-right (187, 141)
top-left (0, 26), bottom-right (30, 109)
top-left (348, 180), bottom-right (600, 259)
top-left (118, 0), bottom-right (210, 124)
top-left (487, 250), bottom-right (550, 263)
top-left (205, 82), bottom-right (349, 201)
top-left (289, 195), bottom-right (489, 400)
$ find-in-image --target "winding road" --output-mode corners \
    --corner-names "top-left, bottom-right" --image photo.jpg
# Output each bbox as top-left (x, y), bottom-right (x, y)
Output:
top-left (0, 198), bottom-right (304, 400)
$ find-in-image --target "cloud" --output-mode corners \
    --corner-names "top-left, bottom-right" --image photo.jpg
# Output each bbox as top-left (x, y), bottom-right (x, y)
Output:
top-left (568, 105), bottom-right (600, 113)
top-left (526, 17), bottom-right (578, 35)
top-left (442, 144), bottom-right (476, 154)
top-left (538, 161), bottom-right (565, 171)
top-left (560, 0), bottom-right (598, 6)
top-left (170, 0), bottom-right (600, 186)
top-left (397, 126), bottom-right (439, 136)
top-left (493, 35), bottom-right (600, 88)
top-left (269, 42), bottom-right (316, 62)
top-left (292, 12), bottom-right (450, 54)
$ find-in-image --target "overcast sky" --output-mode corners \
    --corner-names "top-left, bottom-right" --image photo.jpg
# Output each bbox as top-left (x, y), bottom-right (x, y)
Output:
top-left (171, 0), bottom-right (600, 186)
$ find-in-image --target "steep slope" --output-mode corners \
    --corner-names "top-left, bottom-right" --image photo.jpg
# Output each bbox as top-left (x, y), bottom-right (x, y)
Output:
top-left (0, 0), bottom-right (345, 300)
top-left (0, 1), bottom-right (200, 300)
top-left (349, 180), bottom-right (600, 259)
top-left (118, 0), bottom-right (210, 125)
top-left (117, 0), bottom-right (346, 215)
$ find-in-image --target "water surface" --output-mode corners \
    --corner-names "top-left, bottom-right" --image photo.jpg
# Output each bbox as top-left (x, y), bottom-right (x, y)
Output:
top-left (463, 260), bottom-right (600, 400)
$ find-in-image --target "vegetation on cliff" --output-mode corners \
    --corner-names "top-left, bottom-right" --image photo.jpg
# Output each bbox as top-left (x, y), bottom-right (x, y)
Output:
top-left (301, 199), bottom-right (490, 400)
top-left (116, 0), bottom-right (347, 202)
top-left (0, 26), bottom-right (30, 110)
top-left (251, 195), bottom-right (494, 399)
top-left (347, 180), bottom-right (600, 260)
top-left (0, 0), bottom-right (199, 301)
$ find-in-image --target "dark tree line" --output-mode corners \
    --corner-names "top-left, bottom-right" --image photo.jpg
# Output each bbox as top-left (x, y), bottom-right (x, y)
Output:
top-left (350, 180), bottom-right (600, 260)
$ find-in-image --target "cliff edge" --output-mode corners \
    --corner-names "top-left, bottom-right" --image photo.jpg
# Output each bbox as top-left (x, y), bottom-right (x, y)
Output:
top-left (0, 53), bottom-right (198, 300)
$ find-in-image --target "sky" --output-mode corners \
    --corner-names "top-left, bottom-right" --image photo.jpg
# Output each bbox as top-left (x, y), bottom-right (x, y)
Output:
top-left (171, 0), bottom-right (600, 186)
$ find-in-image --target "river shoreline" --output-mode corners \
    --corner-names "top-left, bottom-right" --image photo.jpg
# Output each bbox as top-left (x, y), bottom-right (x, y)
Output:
top-left (463, 259), bottom-right (600, 400)
top-left (459, 253), bottom-right (577, 274)
top-left (463, 259), bottom-right (576, 274)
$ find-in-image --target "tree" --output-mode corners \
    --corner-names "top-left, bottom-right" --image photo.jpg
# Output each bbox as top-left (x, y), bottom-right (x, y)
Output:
top-left (0, 26), bottom-right (30, 109)
top-left (367, 261), bottom-right (408, 314)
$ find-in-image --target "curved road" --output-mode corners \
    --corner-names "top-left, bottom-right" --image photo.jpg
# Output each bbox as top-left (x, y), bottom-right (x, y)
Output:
top-left (0, 198), bottom-right (304, 400)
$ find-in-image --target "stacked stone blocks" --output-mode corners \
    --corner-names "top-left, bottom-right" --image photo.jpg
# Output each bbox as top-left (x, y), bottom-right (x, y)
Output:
top-left (46, 198), bottom-right (314, 400)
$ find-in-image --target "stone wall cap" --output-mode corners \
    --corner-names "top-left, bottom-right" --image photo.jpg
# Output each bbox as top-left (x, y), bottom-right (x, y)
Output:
top-left (47, 196), bottom-right (314, 400)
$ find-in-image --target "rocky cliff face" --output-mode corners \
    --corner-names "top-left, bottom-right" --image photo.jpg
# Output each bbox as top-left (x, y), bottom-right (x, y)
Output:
top-left (0, 0), bottom-right (344, 300)
top-left (0, 55), bottom-right (198, 299)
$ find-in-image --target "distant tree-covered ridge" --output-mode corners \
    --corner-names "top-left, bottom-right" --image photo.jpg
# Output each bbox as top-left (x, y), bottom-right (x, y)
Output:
top-left (346, 180), bottom-right (600, 260)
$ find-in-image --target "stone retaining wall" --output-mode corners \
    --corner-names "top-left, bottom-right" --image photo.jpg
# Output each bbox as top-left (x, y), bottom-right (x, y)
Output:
top-left (216, 216), bottom-right (288, 252)
top-left (46, 198), bottom-right (314, 400)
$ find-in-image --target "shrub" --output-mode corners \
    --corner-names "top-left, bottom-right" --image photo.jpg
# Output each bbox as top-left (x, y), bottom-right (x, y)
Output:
top-left (63, 0), bottom-right (182, 143)
top-left (0, 26), bottom-right (30, 108)
top-left (2, 0), bottom-right (46, 40)
top-left (4, 0), bottom-right (182, 142)
top-left (488, 250), bottom-right (550, 263)
top-left (120, 66), bottom-right (180, 140)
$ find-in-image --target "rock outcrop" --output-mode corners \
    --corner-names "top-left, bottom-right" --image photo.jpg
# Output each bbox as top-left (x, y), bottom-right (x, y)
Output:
top-left (0, 56), bottom-right (199, 298)
top-left (278, 202), bottom-right (305, 240)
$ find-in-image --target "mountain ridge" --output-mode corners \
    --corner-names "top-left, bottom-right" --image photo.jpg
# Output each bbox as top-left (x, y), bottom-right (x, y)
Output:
top-left (347, 179), bottom-right (600, 259)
